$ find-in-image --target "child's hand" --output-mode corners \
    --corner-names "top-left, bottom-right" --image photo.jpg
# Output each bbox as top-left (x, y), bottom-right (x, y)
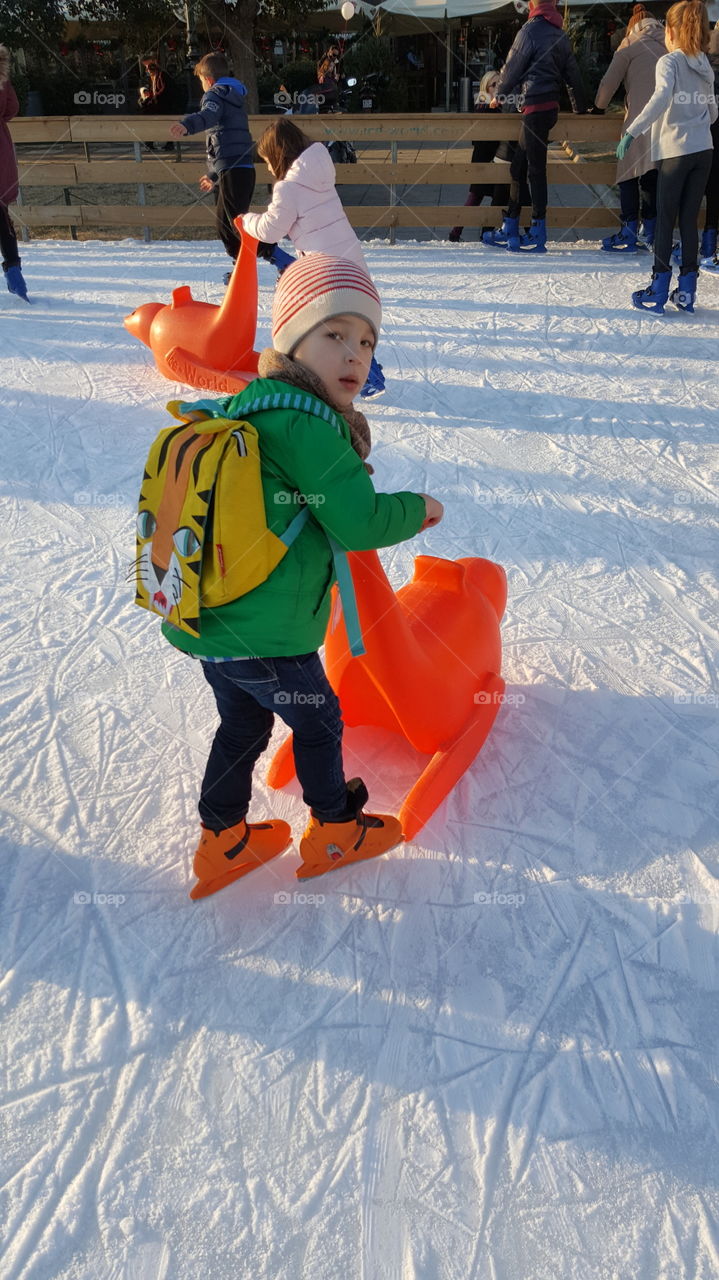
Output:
top-left (419, 495), bottom-right (444, 530)
top-left (199, 175), bottom-right (214, 192)
top-left (170, 122), bottom-right (187, 139)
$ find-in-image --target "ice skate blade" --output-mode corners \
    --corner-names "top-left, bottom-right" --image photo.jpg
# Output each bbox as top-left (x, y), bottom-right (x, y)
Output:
top-left (296, 836), bottom-right (404, 881)
top-left (190, 839), bottom-right (291, 900)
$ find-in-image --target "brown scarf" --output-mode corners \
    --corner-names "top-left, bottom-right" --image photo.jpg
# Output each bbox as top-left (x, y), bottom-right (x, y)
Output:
top-left (257, 348), bottom-right (373, 472)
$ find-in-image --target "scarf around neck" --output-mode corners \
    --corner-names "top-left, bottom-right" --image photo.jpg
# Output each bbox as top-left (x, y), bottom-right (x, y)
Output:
top-left (257, 348), bottom-right (373, 472)
top-left (530, 3), bottom-right (564, 29)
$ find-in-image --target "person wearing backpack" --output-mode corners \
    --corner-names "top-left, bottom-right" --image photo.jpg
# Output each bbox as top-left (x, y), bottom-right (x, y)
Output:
top-left (0, 44), bottom-right (27, 302)
top-left (153, 254), bottom-right (443, 897)
top-left (619, 0), bottom-right (718, 313)
top-left (484, 0), bottom-right (587, 254)
top-left (594, 4), bottom-right (665, 252)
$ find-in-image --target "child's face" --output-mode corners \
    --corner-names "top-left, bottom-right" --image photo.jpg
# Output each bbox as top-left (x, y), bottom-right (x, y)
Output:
top-left (293, 314), bottom-right (375, 408)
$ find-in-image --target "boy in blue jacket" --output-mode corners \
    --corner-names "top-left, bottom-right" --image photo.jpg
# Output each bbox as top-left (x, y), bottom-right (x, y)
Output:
top-left (485, 0), bottom-right (586, 253)
top-left (170, 53), bottom-right (268, 273)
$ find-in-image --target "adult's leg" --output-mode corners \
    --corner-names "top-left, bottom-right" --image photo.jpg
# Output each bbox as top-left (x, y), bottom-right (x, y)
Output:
top-left (704, 119), bottom-right (719, 231)
top-left (653, 157), bottom-right (684, 274)
top-left (507, 131), bottom-right (529, 219)
top-left (215, 167), bottom-right (256, 261)
top-left (522, 108), bottom-right (558, 220)
top-left (676, 150), bottom-right (713, 272)
top-left (619, 177), bottom-right (640, 222)
top-left (0, 204), bottom-right (21, 271)
top-left (639, 169), bottom-right (658, 221)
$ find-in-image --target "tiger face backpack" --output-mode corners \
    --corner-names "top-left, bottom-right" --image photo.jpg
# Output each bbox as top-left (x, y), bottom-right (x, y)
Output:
top-left (134, 399), bottom-right (309, 639)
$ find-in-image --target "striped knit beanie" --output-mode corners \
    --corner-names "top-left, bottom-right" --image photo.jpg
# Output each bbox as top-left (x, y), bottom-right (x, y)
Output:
top-left (271, 254), bottom-right (382, 356)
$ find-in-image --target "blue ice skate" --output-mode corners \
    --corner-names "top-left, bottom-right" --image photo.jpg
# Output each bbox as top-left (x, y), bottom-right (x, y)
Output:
top-left (519, 218), bottom-right (547, 253)
top-left (360, 357), bottom-right (385, 399)
top-left (602, 219), bottom-right (638, 252)
top-left (482, 214), bottom-right (520, 251)
top-left (5, 265), bottom-right (29, 301)
top-left (670, 270), bottom-right (697, 313)
top-left (632, 269), bottom-right (671, 314)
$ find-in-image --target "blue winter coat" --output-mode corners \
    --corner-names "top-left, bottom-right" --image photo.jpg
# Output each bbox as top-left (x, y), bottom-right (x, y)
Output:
top-left (180, 77), bottom-right (254, 176)
top-left (496, 16), bottom-right (586, 113)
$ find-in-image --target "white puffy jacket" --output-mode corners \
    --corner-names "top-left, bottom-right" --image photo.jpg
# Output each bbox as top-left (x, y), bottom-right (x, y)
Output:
top-left (243, 142), bottom-right (368, 271)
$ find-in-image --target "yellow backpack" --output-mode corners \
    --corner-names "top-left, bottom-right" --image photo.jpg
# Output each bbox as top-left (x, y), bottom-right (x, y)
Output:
top-left (134, 400), bottom-right (309, 639)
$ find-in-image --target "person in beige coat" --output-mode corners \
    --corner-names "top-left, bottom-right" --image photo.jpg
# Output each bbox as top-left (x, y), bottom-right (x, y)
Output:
top-left (594, 5), bottom-right (666, 250)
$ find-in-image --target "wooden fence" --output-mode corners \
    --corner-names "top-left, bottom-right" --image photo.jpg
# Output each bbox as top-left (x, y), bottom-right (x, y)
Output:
top-left (11, 113), bottom-right (623, 241)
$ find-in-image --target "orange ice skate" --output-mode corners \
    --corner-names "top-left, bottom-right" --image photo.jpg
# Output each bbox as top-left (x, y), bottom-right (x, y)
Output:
top-left (297, 778), bottom-right (403, 881)
top-left (190, 818), bottom-right (291, 900)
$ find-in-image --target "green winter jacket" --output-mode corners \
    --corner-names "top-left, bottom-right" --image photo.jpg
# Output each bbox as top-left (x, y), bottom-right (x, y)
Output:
top-left (161, 378), bottom-right (426, 659)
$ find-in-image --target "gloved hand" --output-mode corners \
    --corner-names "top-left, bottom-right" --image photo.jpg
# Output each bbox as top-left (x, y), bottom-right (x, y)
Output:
top-left (616, 133), bottom-right (634, 160)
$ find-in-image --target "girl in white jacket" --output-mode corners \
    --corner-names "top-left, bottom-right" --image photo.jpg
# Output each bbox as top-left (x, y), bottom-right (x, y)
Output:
top-left (244, 119), bottom-right (384, 394)
top-left (243, 119), bottom-right (369, 271)
top-left (619, 0), bottom-right (718, 313)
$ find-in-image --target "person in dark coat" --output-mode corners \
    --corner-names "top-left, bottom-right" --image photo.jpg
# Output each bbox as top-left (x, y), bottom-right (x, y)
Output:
top-left (0, 44), bottom-right (27, 300)
top-left (485, 0), bottom-right (587, 253)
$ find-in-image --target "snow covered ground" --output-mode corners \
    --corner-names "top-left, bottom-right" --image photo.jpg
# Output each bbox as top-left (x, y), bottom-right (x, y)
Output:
top-left (2, 239), bottom-right (719, 1280)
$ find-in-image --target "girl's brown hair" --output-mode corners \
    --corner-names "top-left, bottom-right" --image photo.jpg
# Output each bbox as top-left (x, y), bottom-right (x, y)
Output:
top-left (258, 119), bottom-right (312, 181)
top-left (626, 4), bottom-right (649, 34)
top-left (665, 0), bottom-right (710, 55)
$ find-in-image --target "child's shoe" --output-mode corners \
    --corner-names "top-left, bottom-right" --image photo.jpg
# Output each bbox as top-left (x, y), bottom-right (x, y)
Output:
top-left (223, 270), bottom-right (232, 286)
top-left (5, 265), bottom-right (29, 301)
top-left (360, 357), bottom-right (385, 398)
top-left (448, 226), bottom-right (463, 242)
top-left (631, 269), bottom-right (671, 314)
top-left (190, 818), bottom-right (292, 899)
top-left (670, 270), bottom-right (697, 313)
top-left (297, 777), bottom-right (403, 880)
top-left (671, 241), bottom-right (682, 267)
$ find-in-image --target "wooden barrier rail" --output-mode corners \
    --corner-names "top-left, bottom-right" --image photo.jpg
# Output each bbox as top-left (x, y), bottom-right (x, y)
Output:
top-left (11, 113), bottom-right (624, 239)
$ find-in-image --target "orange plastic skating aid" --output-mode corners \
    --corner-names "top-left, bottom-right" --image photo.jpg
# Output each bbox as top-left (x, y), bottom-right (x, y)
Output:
top-left (124, 220), bottom-right (261, 395)
top-left (190, 819), bottom-right (292, 900)
top-left (297, 811), bottom-right (403, 881)
top-left (268, 550), bottom-right (507, 841)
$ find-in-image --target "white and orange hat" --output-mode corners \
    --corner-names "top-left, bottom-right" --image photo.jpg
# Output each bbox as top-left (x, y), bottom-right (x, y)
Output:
top-left (271, 254), bottom-right (382, 356)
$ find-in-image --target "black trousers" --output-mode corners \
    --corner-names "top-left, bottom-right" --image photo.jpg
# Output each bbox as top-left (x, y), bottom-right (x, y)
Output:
top-left (214, 167), bottom-right (257, 261)
top-left (508, 108), bottom-right (558, 221)
top-left (619, 169), bottom-right (658, 222)
top-left (0, 203), bottom-right (20, 272)
top-left (653, 149), bottom-right (713, 275)
top-left (704, 118), bottom-right (719, 232)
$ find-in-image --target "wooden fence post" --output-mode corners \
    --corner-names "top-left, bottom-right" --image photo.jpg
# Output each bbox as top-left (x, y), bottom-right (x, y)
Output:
top-left (134, 141), bottom-right (152, 244)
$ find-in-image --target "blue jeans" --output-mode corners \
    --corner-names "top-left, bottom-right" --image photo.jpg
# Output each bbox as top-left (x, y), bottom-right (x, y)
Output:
top-left (199, 653), bottom-right (347, 829)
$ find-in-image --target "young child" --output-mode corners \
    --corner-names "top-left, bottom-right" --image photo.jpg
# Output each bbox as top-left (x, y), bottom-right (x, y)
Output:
top-left (448, 72), bottom-right (523, 244)
top-left (594, 4), bottom-right (665, 251)
top-left (161, 254), bottom-right (444, 896)
top-left (620, 0), bottom-right (718, 312)
top-left (0, 44), bottom-right (27, 302)
top-left (169, 53), bottom-right (271, 274)
top-left (486, 0), bottom-right (587, 253)
top-left (242, 118), bottom-right (369, 271)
